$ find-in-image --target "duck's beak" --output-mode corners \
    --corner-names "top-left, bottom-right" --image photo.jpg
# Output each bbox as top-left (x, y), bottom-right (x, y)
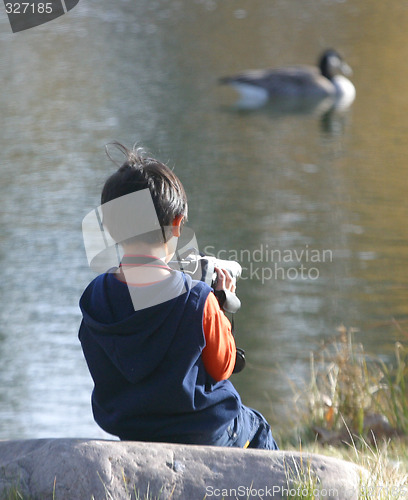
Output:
top-left (341, 62), bottom-right (353, 76)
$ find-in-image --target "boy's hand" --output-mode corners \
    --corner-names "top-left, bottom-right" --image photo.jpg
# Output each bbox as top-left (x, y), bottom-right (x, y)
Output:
top-left (214, 266), bottom-right (236, 293)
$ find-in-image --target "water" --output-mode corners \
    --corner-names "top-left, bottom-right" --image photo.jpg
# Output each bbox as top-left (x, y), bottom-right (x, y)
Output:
top-left (0, 0), bottom-right (407, 439)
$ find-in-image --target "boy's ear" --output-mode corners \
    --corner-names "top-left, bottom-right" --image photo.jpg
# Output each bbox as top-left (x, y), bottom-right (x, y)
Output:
top-left (171, 215), bottom-right (184, 237)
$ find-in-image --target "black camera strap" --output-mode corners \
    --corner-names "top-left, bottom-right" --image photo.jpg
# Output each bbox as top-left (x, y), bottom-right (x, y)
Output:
top-left (226, 313), bottom-right (245, 374)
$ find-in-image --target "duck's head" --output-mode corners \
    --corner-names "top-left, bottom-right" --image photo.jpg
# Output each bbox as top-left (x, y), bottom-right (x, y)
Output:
top-left (319, 49), bottom-right (352, 81)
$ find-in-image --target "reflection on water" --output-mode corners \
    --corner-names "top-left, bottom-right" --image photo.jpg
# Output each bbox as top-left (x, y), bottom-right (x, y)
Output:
top-left (0, 0), bottom-right (408, 439)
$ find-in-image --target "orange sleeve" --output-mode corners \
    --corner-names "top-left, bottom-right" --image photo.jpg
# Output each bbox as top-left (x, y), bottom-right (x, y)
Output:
top-left (201, 292), bottom-right (236, 381)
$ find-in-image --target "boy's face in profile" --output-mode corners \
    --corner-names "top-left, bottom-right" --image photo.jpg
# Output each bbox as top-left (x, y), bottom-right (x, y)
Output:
top-left (164, 215), bottom-right (184, 262)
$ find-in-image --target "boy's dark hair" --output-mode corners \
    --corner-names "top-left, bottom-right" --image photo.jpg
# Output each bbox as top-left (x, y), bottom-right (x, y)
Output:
top-left (101, 142), bottom-right (188, 245)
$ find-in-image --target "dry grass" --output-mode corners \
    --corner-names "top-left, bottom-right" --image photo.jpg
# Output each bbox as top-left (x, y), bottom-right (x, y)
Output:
top-left (289, 325), bottom-right (408, 446)
top-left (282, 323), bottom-right (408, 498)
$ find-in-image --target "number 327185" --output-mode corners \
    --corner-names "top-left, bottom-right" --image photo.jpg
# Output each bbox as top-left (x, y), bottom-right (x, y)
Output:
top-left (5, 3), bottom-right (53, 14)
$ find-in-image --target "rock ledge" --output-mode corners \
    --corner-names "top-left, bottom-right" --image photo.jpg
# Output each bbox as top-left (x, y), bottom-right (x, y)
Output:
top-left (0, 439), bottom-right (367, 499)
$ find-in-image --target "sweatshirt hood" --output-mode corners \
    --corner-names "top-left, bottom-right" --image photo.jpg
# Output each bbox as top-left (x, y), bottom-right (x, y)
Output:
top-left (79, 271), bottom-right (192, 383)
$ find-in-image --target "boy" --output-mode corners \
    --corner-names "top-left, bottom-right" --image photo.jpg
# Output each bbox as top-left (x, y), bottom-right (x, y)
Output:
top-left (79, 143), bottom-right (278, 449)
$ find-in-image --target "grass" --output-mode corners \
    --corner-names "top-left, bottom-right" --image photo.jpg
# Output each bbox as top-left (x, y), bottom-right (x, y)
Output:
top-left (283, 435), bottom-right (408, 499)
top-left (380, 341), bottom-right (408, 434)
top-left (0, 486), bottom-right (26, 500)
top-left (283, 453), bottom-right (321, 499)
top-left (286, 324), bottom-right (408, 445)
top-left (0, 472), bottom-right (172, 500)
top-left (281, 322), bottom-right (408, 498)
top-left (1, 481), bottom-right (165, 500)
top-left (0, 477), bottom-right (56, 500)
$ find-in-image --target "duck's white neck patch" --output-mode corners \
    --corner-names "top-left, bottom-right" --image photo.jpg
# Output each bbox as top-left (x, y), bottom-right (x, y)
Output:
top-left (333, 75), bottom-right (356, 105)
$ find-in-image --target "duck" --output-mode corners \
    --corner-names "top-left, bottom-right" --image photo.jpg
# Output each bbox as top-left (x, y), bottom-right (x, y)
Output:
top-left (219, 49), bottom-right (356, 109)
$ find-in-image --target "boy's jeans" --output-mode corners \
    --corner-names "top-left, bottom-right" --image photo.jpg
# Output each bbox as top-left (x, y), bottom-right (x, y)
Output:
top-left (213, 405), bottom-right (279, 450)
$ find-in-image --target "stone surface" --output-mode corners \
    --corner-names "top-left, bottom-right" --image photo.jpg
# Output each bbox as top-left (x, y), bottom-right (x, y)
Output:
top-left (0, 439), bottom-right (367, 499)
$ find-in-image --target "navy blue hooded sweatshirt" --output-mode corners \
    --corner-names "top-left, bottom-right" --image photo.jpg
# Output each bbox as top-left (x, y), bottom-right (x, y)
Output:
top-left (79, 270), bottom-right (241, 443)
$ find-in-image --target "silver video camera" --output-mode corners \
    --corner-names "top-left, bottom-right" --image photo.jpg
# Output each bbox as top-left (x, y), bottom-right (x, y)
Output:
top-left (172, 250), bottom-right (242, 314)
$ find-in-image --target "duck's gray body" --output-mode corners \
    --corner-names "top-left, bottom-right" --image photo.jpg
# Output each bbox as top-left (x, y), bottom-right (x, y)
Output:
top-left (219, 49), bottom-right (356, 109)
top-left (222, 65), bottom-right (335, 97)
